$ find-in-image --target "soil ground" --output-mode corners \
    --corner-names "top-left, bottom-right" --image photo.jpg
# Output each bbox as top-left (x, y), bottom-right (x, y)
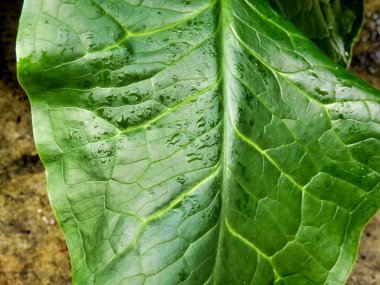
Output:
top-left (0, 1), bottom-right (379, 284)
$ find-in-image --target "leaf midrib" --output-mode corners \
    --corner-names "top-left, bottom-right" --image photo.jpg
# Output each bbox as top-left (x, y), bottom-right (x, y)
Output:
top-left (211, 1), bottom-right (285, 282)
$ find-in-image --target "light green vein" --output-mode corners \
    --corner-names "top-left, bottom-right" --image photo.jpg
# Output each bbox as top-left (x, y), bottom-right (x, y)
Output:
top-left (224, 217), bottom-right (281, 279)
top-left (143, 166), bottom-right (221, 223)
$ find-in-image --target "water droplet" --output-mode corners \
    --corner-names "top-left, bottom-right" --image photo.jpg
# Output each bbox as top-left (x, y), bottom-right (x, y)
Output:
top-left (186, 153), bottom-right (203, 163)
top-left (308, 71), bottom-right (319, 79)
top-left (315, 87), bottom-right (329, 96)
top-left (171, 75), bottom-right (179, 82)
top-left (176, 176), bottom-right (186, 185)
top-left (196, 117), bottom-right (206, 128)
top-left (69, 130), bottom-right (82, 140)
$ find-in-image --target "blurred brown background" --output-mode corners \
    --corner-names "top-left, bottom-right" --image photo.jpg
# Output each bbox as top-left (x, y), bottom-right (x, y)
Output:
top-left (0, 1), bottom-right (379, 284)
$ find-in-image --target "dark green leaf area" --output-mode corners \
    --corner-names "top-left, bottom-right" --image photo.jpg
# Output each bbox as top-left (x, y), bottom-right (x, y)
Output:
top-left (267, 0), bottom-right (364, 66)
top-left (17, 0), bottom-right (380, 285)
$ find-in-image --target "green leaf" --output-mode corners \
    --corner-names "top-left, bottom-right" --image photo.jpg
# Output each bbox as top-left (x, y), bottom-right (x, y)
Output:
top-left (17, 0), bottom-right (380, 284)
top-left (266, 0), bottom-right (364, 67)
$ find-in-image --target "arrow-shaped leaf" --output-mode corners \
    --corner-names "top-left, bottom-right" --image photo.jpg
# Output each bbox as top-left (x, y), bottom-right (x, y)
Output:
top-left (17, 0), bottom-right (380, 284)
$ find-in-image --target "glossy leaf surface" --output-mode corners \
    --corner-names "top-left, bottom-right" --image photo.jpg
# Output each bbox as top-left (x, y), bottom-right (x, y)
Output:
top-left (17, 0), bottom-right (380, 284)
top-left (267, 0), bottom-right (364, 66)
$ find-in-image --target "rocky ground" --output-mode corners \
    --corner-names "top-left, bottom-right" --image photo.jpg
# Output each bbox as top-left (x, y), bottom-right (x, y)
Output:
top-left (0, 1), bottom-right (379, 284)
